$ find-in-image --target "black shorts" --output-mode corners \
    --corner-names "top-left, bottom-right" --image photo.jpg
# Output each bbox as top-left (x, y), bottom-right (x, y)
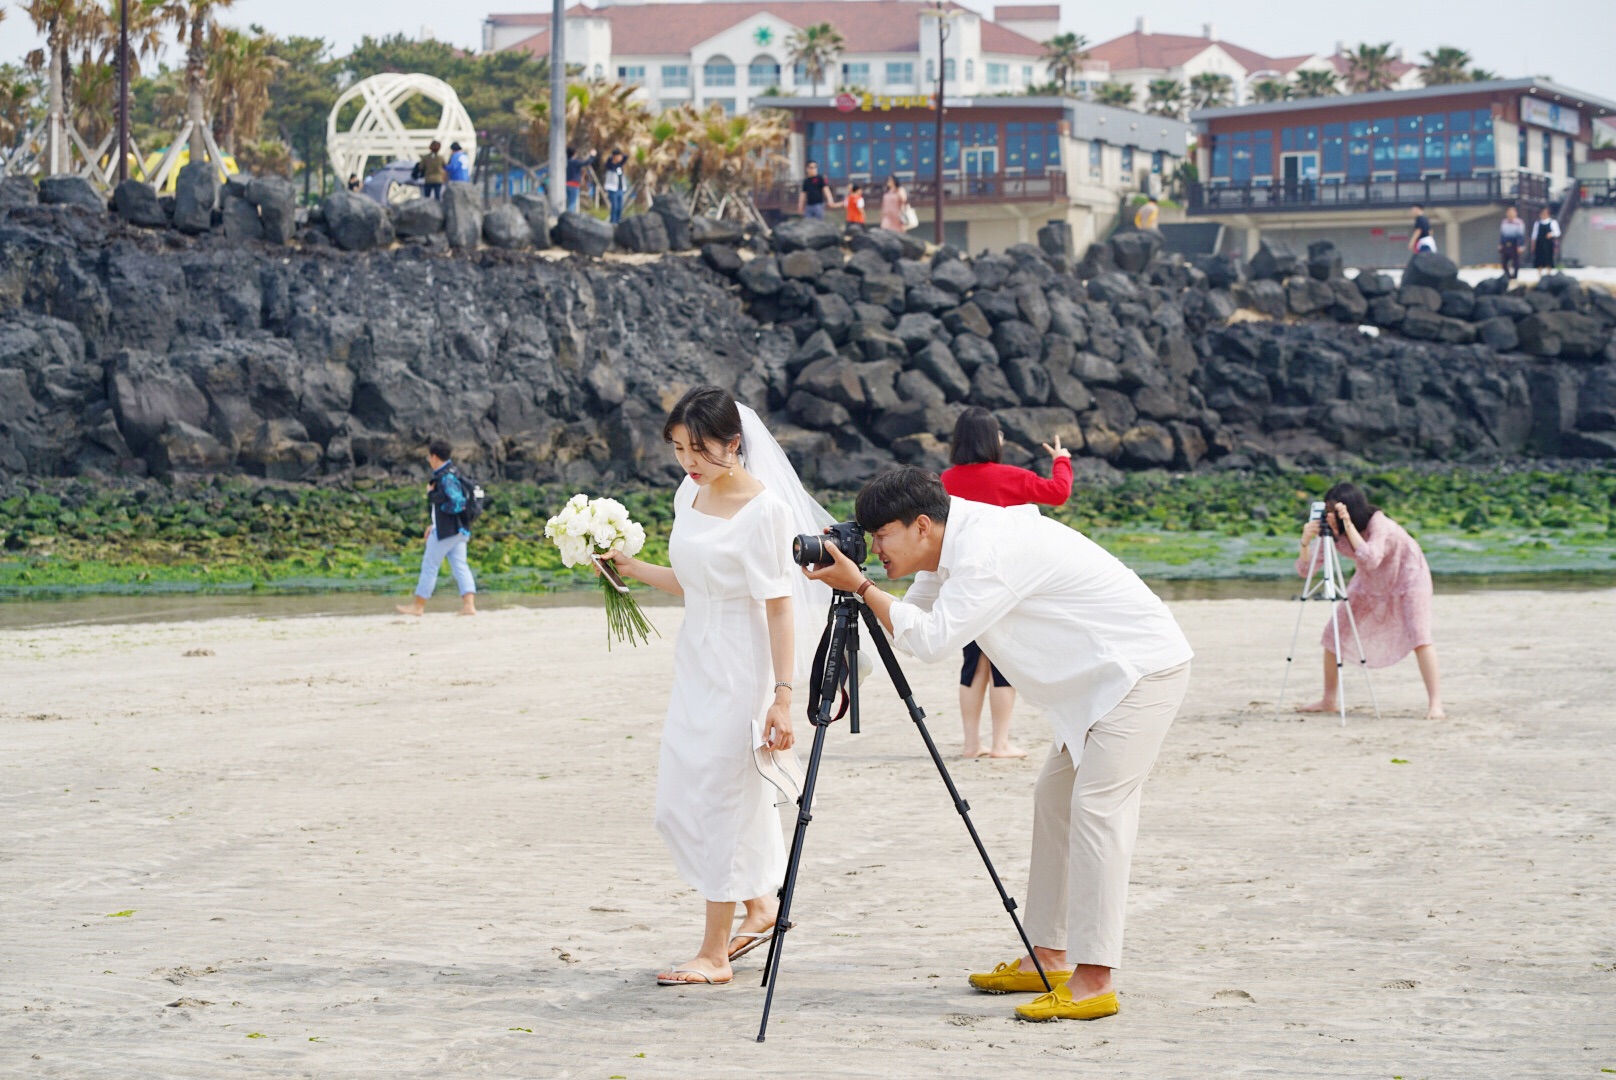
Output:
top-left (960, 641), bottom-right (1011, 689)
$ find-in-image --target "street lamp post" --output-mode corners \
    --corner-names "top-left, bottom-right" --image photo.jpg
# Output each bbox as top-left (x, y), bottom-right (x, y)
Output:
top-left (922, 8), bottom-right (961, 247)
top-left (549, 0), bottom-right (567, 218)
top-left (116, 0), bottom-right (129, 183)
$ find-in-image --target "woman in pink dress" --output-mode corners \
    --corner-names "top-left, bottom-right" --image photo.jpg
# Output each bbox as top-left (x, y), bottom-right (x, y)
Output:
top-left (879, 174), bottom-right (910, 233)
top-left (1294, 482), bottom-right (1445, 718)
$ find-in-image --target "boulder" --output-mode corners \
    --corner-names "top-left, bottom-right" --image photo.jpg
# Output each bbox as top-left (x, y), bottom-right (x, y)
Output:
top-left (1473, 275), bottom-right (1511, 297)
top-left (850, 227), bottom-right (904, 263)
top-left (1306, 240), bottom-right (1344, 281)
top-left (774, 216), bottom-right (842, 252)
top-left (992, 319), bottom-right (1041, 361)
top-left (1475, 316), bottom-right (1519, 352)
top-left (931, 258), bottom-right (978, 296)
top-left (810, 292), bottom-right (854, 343)
top-left (942, 301), bottom-right (992, 339)
top-left (738, 256), bottom-right (785, 296)
top-left (443, 183), bottom-right (484, 251)
top-left (1108, 230), bottom-right (1161, 275)
top-left (1438, 288), bottom-right (1475, 321)
top-left (969, 364), bottom-right (1020, 409)
top-left (952, 333), bottom-right (998, 373)
top-left (1354, 271), bottom-right (1395, 297)
top-left (996, 406), bottom-right (1083, 454)
top-left (858, 360), bottom-right (903, 411)
top-left (484, 204), bottom-right (535, 249)
top-left (862, 271), bottom-right (907, 313)
top-left (780, 249), bottom-right (823, 280)
top-left (321, 189), bottom-right (393, 251)
top-left (1016, 284), bottom-right (1052, 334)
top-left (794, 356), bottom-right (866, 411)
top-left (0, 175), bottom-right (38, 210)
top-left (511, 193), bottom-right (553, 244)
top-left (153, 420), bottom-right (231, 474)
top-left (895, 258), bottom-right (932, 288)
top-left (911, 339), bottom-right (971, 401)
top-left (894, 312), bottom-right (944, 353)
top-left (1002, 354), bottom-right (1051, 404)
top-left (896, 369), bottom-right (947, 406)
top-left (1286, 276), bottom-right (1334, 315)
top-left (691, 214), bottom-right (745, 246)
top-left (1403, 250), bottom-right (1459, 292)
top-left (651, 192), bottom-right (693, 249)
top-left (906, 283), bottom-right (955, 314)
top-left (973, 288), bottom-right (1023, 323)
top-left (38, 175), bottom-right (105, 212)
top-left (245, 175), bottom-right (296, 244)
top-left (1088, 272), bottom-right (1141, 305)
top-left (1049, 369), bottom-right (1092, 413)
top-left (1397, 284), bottom-right (1442, 312)
top-left (393, 197), bottom-right (446, 239)
top-left (1517, 311), bottom-right (1607, 359)
top-left (613, 212), bottom-right (668, 254)
top-left (849, 322), bottom-right (906, 362)
top-left (1247, 239), bottom-right (1302, 281)
top-left (787, 391), bottom-right (851, 430)
top-left (1071, 352), bottom-right (1123, 385)
top-left (221, 195), bottom-right (263, 241)
top-left (1038, 220), bottom-right (1074, 260)
top-left (787, 329), bottom-right (838, 373)
top-left (171, 162), bottom-right (218, 234)
top-left (240, 418), bottom-right (321, 480)
top-left (1193, 252), bottom-right (1244, 289)
top-left (1119, 421), bottom-right (1176, 467)
top-left (112, 180), bottom-right (167, 228)
top-left (1367, 296), bottom-right (1407, 327)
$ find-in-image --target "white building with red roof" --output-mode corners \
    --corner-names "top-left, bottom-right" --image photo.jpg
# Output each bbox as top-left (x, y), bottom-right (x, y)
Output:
top-left (1084, 18), bottom-right (1421, 106)
top-left (484, 1), bottom-right (1053, 115)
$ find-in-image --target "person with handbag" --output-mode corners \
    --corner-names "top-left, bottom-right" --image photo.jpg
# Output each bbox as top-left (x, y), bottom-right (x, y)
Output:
top-left (881, 174), bottom-right (916, 233)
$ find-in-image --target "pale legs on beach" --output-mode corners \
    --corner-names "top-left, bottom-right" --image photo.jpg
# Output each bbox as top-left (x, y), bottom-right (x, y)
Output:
top-left (655, 895), bottom-right (778, 984)
top-left (960, 653), bottom-right (1025, 758)
top-left (1299, 644), bottom-right (1443, 718)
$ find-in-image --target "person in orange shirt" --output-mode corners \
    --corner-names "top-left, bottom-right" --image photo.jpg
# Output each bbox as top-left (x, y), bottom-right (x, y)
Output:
top-left (843, 182), bottom-right (865, 226)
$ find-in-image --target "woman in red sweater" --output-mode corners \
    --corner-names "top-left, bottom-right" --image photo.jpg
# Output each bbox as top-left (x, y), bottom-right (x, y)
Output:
top-left (939, 407), bottom-right (1074, 758)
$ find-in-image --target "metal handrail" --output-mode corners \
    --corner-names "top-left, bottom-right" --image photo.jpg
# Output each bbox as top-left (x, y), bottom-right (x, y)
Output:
top-left (1185, 171), bottom-right (1552, 214)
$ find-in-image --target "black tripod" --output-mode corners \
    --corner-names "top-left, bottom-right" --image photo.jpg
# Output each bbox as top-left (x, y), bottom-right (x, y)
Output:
top-left (755, 589), bottom-right (1049, 1041)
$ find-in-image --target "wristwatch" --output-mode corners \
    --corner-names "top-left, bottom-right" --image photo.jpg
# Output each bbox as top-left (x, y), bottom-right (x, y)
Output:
top-left (855, 578), bottom-right (875, 601)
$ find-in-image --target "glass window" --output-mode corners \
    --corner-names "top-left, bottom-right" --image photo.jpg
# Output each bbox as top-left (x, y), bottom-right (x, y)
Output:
top-left (703, 59), bottom-right (735, 87)
top-left (662, 65), bottom-right (689, 88)
top-left (1253, 138), bottom-right (1272, 178)
top-left (841, 62), bottom-right (870, 85)
top-left (1006, 129), bottom-right (1024, 168)
top-left (1023, 65), bottom-right (1033, 84)
top-left (1398, 136), bottom-right (1420, 178)
top-left (1152, 149), bottom-right (1165, 174)
top-left (715, 99), bottom-right (736, 116)
top-left (1447, 111), bottom-right (1469, 133)
top-left (1212, 137), bottom-right (1229, 178)
top-left (926, 59), bottom-right (935, 83)
top-left (1518, 127), bottom-right (1529, 168)
top-left (1424, 114), bottom-right (1446, 135)
top-left (965, 59), bottom-right (974, 80)
top-left (618, 65), bottom-right (646, 83)
top-left (1542, 132), bottom-right (1552, 173)
top-left (1398, 115), bottom-right (1421, 135)
top-left (918, 136), bottom-right (935, 174)
top-left (1347, 137), bottom-right (1370, 179)
top-left (1091, 140), bottom-right (1105, 178)
top-left (849, 142), bottom-right (871, 176)
top-left (886, 61), bottom-right (914, 85)
top-left (1322, 123), bottom-right (1345, 173)
top-left (987, 62), bottom-right (1009, 86)
top-left (944, 58), bottom-right (956, 81)
top-left (1474, 125), bottom-right (1495, 168)
top-left (1424, 132), bottom-right (1445, 170)
top-left (1231, 131), bottom-right (1250, 182)
top-left (1300, 126), bottom-right (1318, 151)
top-left (1281, 128), bottom-right (1294, 152)
top-left (1121, 145), bottom-right (1134, 177)
top-left (851, 121), bottom-right (869, 141)
top-left (1448, 131), bottom-right (1472, 176)
top-left (748, 59), bottom-right (780, 87)
top-left (894, 140), bottom-right (913, 172)
top-left (1373, 117), bottom-right (1395, 138)
top-left (1566, 135), bottom-right (1575, 178)
top-left (1373, 134), bottom-right (1395, 173)
top-left (1027, 127), bottom-right (1045, 174)
top-left (1348, 120), bottom-right (1369, 139)
top-left (793, 61), bottom-right (808, 85)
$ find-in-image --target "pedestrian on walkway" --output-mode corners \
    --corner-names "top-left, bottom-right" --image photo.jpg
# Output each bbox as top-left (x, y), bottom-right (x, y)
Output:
top-left (565, 146), bottom-right (598, 213)
top-left (446, 142), bottom-right (471, 184)
top-left (418, 140), bottom-right (447, 200)
top-left (880, 174), bottom-right (912, 234)
top-left (1408, 204), bottom-right (1436, 253)
top-left (1499, 205), bottom-right (1526, 279)
top-left (843, 181), bottom-right (865, 226)
top-left (603, 148), bottom-right (628, 224)
top-left (1132, 195), bottom-right (1159, 231)
top-left (1531, 206), bottom-right (1561, 271)
top-left (396, 439), bottom-right (477, 617)
top-left (798, 160), bottom-right (834, 221)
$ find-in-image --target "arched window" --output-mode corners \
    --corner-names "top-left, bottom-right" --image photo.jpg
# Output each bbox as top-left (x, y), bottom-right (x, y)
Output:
top-left (704, 55), bottom-right (736, 87)
top-left (593, 63), bottom-right (604, 79)
top-left (749, 55), bottom-right (781, 87)
top-left (926, 59), bottom-right (935, 82)
top-left (964, 59), bottom-right (974, 80)
top-left (944, 58), bottom-right (956, 81)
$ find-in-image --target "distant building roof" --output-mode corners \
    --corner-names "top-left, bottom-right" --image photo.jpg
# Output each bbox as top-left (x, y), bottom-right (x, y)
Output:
top-left (1190, 77), bottom-right (1616, 123)
top-left (993, 5), bottom-right (1059, 19)
top-left (1082, 28), bottom-right (1279, 76)
top-left (489, 1), bottom-right (1045, 58)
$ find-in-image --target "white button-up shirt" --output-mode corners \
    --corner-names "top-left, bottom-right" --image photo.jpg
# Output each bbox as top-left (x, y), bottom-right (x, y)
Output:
top-left (886, 498), bottom-right (1193, 759)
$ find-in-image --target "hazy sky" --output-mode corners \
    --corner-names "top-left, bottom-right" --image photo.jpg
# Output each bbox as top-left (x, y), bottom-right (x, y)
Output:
top-left (3, 0), bottom-right (1613, 99)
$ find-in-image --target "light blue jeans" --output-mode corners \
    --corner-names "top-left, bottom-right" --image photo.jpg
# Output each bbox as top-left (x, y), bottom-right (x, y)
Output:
top-left (415, 531), bottom-right (476, 599)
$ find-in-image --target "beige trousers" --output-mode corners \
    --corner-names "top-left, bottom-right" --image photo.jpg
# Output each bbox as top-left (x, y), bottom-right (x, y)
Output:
top-left (1023, 662), bottom-right (1191, 969)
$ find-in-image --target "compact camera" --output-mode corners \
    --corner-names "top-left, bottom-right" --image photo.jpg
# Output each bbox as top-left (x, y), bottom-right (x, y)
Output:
top-left (792, 521), bottom-right (868, 569)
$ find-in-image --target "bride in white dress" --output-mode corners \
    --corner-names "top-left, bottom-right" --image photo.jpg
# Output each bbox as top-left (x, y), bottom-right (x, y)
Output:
top-left (598, 385), bottom-right (831, 986)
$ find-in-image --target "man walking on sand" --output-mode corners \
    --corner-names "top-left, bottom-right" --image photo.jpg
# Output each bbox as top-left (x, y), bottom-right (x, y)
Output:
top-left (807, 466), bottom-right (1192, 1023)
top-left (396, 439), bottom-right (477, 617)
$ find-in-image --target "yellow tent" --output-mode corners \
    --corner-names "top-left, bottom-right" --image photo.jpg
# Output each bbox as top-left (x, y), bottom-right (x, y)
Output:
top-left (138, 147), bottom-right (241, 193)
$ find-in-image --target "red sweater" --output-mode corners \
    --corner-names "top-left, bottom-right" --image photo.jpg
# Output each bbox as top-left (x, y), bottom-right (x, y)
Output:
top-left (940, 458), bottom-right (1073, 508)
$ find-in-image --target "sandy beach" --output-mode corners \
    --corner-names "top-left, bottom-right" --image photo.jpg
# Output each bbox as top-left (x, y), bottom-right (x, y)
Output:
top-left (4, 589), bottom-right (1614, 1078)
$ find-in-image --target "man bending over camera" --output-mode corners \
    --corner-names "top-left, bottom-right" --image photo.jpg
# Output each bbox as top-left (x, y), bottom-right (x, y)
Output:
top-left (806, 466), bottom-right (1192, 1022)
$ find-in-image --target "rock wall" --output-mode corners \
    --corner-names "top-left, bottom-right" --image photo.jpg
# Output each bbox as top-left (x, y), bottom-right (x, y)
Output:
top-left (2, 181), bottom-right (1615, 492)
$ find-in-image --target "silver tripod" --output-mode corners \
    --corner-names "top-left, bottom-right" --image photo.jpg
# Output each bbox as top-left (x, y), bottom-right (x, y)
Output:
top-left (1278, 507), bottom-right (1381, 726)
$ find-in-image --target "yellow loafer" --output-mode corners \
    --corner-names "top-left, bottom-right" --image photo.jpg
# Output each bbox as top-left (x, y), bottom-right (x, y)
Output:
top-left (1014, 983), bottom-right (1119, 1022)
top-left (967, 959), bottom-right (1072, 994)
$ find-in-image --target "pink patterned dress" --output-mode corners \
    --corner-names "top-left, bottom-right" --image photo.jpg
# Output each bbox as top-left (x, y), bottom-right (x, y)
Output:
top-left (1295, 511), bottom-right (1433, 669)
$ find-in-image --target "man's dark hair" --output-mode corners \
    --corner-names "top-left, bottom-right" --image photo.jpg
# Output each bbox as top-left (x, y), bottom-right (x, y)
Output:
top-left (949, 406), bottom-right (1002, 465)
top-left (429, 438), bottom-right (453, 462)
top-left (1147, 194), bottom-right (1159, 203)
top-left (1412, 203), bottom-right (1425, 211)
top-left (807, 159), bottom-right (818, 168)
top-left (855, 466), bottom-right (951, 533)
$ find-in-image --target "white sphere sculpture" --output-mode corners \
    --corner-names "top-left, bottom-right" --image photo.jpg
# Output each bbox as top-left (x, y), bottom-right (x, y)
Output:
top-left (327, 73), bottom-right (477, 183)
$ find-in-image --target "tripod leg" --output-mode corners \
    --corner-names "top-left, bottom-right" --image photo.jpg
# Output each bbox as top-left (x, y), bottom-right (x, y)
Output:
top-left (1278, 539), bottom-right (1326, 717)
top-left (1326, 546), bottom-right (1347, 727)
top-left (1339, 597), bottom-right (1382, 722)
top-left (856, 604), bottom-right (1053, 993)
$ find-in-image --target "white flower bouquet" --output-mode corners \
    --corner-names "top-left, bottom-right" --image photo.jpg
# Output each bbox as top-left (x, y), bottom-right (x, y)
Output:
top-left (544, 494), bottom-right (658, 648)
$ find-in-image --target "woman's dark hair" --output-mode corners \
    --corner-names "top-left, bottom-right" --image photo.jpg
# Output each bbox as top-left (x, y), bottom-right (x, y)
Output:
top-left (885, 174), bottom-right (902, 192)
top-left (663, 385), bottom-right (743, 463)
top-left (1325, 482), bottom-right (1379, 534)
top-left (855, 465), bottom-right (951, 533)
top-left (428, 438), bottom-right (453, 461)
top-left (949, 406), bottom-right (1002, 465)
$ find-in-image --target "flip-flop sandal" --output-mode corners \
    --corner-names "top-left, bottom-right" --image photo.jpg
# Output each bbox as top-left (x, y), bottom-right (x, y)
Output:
top-left (727, 922), bottom-right (795, 961)
top-left (656, 968), bottom-right (732, 986)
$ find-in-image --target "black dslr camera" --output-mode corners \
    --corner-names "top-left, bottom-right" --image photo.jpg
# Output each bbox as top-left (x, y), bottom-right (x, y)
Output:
top-left (792, 521), bottom-right (868, 569)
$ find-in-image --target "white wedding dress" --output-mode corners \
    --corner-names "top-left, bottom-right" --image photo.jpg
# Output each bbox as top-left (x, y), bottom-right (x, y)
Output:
top-left (654, 477), bottom-right (804, 901)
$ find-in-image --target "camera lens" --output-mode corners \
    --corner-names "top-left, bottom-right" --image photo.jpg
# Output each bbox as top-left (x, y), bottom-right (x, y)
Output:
top-left (793, 534), bottom-right (827, 568)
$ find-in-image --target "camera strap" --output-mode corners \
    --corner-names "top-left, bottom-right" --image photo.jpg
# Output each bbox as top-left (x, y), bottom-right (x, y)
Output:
top-left (806, 622), bottom-right (851, 724)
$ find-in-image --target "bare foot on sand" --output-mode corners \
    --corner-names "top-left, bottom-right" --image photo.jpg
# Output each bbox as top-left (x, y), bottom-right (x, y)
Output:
top-left (394, 601), bottom-right (424, 617)
top-left (1426, 705), bottom-right (1447, 719)
top-left (1296, 699), bottom-right (1337, 713)
top-left (988, 745), bottom-right (1028, 759)
top-left (962, 745), bottom-right (987, 759)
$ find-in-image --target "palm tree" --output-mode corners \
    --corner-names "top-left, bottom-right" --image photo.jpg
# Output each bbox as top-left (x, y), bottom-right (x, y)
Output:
top-left (1187, 71), bottom-right (1233, 110)
top-left (1469, 67), bottom-right (1499, 82)
top-left (521, 79), bottom-right (650, 169)
top-left (787, 23), bottom-right (844, 96)
top-left (1344, 42), bottom-right (1397, 93)
top-left (1293, 68), bottom-right (1340, 98)
top-left (681, 103), bottom-right (789, 197)
top-left (23, 0), bottom-right (103, 173)
top-left (1418, 46), bottom-right (1474, 87)
top-left (207, 25), bottom-right (283, 153)
top-left (1251, 78), bottom-right (1290, 103)
top-left (0, 64), bottom-right (42, 148)
top-left (161, 0), bottom-right (237, 163)
top-left (1144, 78), bottom-right (1184, 119)
top-left (1094, 81), bottom-right (1136, 108)
top-left (1040, 31), bottom-right (1089, 93)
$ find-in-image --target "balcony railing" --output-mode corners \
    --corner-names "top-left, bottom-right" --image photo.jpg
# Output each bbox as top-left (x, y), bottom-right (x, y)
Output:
top-left (1185, 172), bottom-right (1552, 215)
top-left (1577, 178), bottom-right (1616, 208)
top-left (755, 170), bottom-right (1066, 213)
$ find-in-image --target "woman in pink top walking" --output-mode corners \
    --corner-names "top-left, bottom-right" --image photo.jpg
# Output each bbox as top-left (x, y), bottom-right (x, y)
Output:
top-left (1294, 482), bottom-right (1445, 719)
top-left (879, 174), bottom-right (910, 233)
